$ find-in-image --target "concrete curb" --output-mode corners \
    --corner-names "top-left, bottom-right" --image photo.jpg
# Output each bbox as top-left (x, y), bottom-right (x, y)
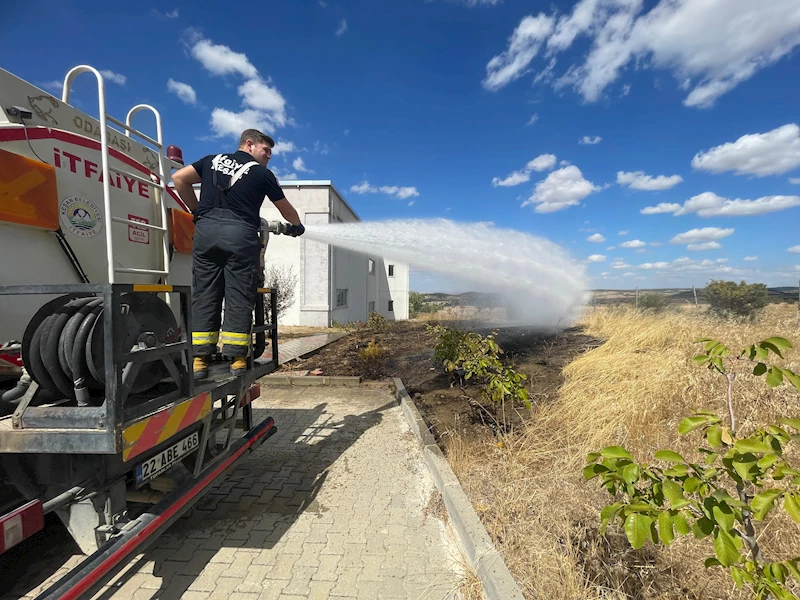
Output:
top-left (261, 375), bottom-right (362, 387)
top-left (392, 378), bottom-right (525, 600)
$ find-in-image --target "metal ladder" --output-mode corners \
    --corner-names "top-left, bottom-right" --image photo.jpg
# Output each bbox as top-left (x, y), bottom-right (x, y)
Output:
top-left (61, 65), bottom-right (175, 284)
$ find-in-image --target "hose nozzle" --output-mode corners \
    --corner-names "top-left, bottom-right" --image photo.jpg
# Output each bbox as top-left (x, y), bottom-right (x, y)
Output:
top-left (262, 220), bottom-right (290, 235)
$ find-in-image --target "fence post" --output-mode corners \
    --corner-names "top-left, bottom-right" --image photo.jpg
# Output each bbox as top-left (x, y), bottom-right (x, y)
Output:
top-left (693, 285), bottom-right (699, 311)
top-left (635, 287), bottom-right (639, 310)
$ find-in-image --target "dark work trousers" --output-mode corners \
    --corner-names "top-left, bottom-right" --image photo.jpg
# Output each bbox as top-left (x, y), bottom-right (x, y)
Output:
top-left (191, 208), bottom-right (260, 357)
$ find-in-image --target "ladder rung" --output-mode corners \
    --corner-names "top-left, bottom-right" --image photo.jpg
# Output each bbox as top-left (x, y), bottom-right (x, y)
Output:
top-left (109, 168), bottom-right (165, 190)
top-left (115, 267), bottom-right (169, 275)
top-left (111, 216), bottom-right (167, 232)
top-left (106, 115), bottom-right (162, 148)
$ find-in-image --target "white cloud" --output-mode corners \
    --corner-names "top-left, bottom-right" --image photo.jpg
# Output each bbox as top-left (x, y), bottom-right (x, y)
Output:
top-left (645, 191), bottom-right (800, 217)
top-left (167, 79), bottom-right (197, 104)
top-left (522, 165), bottom-right (600, 213)
top-left (189, 35), bottom-right (290, 139)
top-left (152, 8), bottom-right (179, 19)
top-left (39, 80), bottom-right (63, 94)
top-left (611, 258), bottom-right (631, 269)
top-left (191, 38), bottom-right (258, 78)
top-left (606, 246), bottom-right (616, 250)
top-left (271, 165), bottom-right (298, 181)
top-left (617, 170), bottom-right (682, 191)
top-left (587, 233), bottom-right (606, 243)
top-left (790, 178), bottom-right (800, 184)
top-left (788, 245), bottom-right (800, 254)
top-left (492, 153), bottom-right (556, 187)
top-left (587, 254), bottom-right (606, 262)
top-left (408, 200), bottom-right (415, 207)
top-left (526, 113), bottom-right (539, 126)
top-left (100, 70), bottom-right (126, 85)
top-left (670, 227), bottom-right (734, 245)
top-left (688, 241), bottom-right (722, 251)
top-left (641, 202), bottom-right (682, 215)
top-left (579, 135), bottom-right (602, 145)
top-left (238, 79), bottom-right (288, 127)
top-left (210, 108), bottom-right (276, 137)
top-left (380, 185), bottom-right (419, 200)
top-left (292, 157), bottom-right (314, 174)
top-left (271, 140), bottom-right (297, 155)
top-left (744, 256), bottom-right (758, 261)
top-left (692, 124), bottom-right (800, 176)
top-left (350, 181), bottom-right (419, 199)
top-left (483, 14), bottom-right (555, 91)
top-left (485, 1), bottom-right (800, 108)
top-left (618, 230), bottom-right (628, 235)
top-left (620, 239), bottom-right (646, 248)
top-left (336, 19), bottom-right (348, 36)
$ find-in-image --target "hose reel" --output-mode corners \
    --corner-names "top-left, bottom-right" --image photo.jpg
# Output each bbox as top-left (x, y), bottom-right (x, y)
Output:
top-left (22, 293), bottom-right (179, 405)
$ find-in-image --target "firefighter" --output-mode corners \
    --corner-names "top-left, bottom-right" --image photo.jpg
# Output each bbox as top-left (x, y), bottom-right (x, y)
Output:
top-left (171, 129), bottom-right (305, 379)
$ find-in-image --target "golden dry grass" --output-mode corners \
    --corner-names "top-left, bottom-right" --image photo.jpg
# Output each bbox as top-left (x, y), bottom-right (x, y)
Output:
top-left (446, 303), bottom-right (800, 600)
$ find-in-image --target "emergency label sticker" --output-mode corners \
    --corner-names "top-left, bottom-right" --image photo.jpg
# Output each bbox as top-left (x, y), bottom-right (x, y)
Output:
top-left (59, 196), bottom-right (103, 238)
top-left (128, 214), bottom-right (150, 245)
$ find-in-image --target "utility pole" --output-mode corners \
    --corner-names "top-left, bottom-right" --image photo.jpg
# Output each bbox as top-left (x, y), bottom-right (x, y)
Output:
top-left (635, 287), bottom-right (639, 310)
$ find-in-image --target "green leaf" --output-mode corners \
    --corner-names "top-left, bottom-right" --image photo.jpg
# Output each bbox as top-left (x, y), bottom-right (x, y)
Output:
top-left (707, 425), bottom-right (723, 449)
top-left (783, 494), bottom-right (800, 524)
top-left (658, 511), bottom-right (674, 546)
top-left (752, 489), bottom-right (784, 520)
top-left (713, 529), bottom-right (741, 567)
top-left (671, 498), bottom-right (693, 509)
top-left (763, 337), bottom-right (793, 351)
top-left (693, 355), bottom-right (711, 364)
top-left (694, 337), bottom-right (715, 343)
top-left (783, 370), bottom-right (800, 393)
top-left (785, 560), bottom-right (800, 583)
top-left (663, 464), bottom-right (690, 477)
top-left (705, 557), bottom-right (723, 568)
top-left (712, 503), bottom-right (736, 532)
top-left (753, 362), bottom-right (768, 376)
top-left (766, 367), bottom-right (784, 388)
top-left (583, 464), bottom-right (606, 480)
top-left (622, 463), bottom-right (640, 484)
top-left (761, 341), bottom-right (786, 360)
top-left (624, 513), bottom-right (653, 550)
top-left (586, 452), bottom-right (602, 463)
top-left (684, 477), bottom-right (703, 493)
top-left (734, 439), bottom-right (773, 454)
top-left (731, 566), bottom-right (745, 589)
top-left (654, 450), bottom-right (685, 463)
top-left (625, 503), bottom-right (654, 513)
top-left (600, 446), bottom-right (633, 460)
top-left (662, 479), bottom-right (684, 505)
top-left (757, 454), bottom-right (780, 470)
top-left (779, 418), bottom-right (800, 432)
top-left (673, 511), bottom-right (691, 535)
top-left (600, 503), bottom-right (622, 534)
top-left (711, 489), bottom-right (749, 509)
top-left (693, 517), bottom-right (714, 539)
top-left (679, 417), bottom-right (710, 435)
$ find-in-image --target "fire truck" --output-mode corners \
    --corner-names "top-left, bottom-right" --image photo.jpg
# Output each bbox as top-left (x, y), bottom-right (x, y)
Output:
top-left (0, 65), bottom-right (285, 599)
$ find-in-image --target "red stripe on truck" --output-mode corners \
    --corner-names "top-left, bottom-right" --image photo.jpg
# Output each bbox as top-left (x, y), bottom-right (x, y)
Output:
top-left (0, 127), bottom-right (190, 212)
top-left (0, 500), bottom-right (44, 554)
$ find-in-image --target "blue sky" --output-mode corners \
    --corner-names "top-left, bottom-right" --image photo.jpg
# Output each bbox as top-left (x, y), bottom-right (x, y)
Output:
top-left (2, 0), bottom-right (799, 291)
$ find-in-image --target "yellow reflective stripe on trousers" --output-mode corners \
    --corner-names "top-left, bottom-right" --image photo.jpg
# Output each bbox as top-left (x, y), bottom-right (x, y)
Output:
top-left (192, 331), bottom-right (219, 344)
top-left (220, 331), bottom-right (250, 346)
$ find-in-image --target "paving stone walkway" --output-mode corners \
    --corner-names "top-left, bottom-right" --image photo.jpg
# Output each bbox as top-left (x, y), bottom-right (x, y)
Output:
top-left (260, 332), bottom-right (349, 365)
top-left (7, 384), bottom-right (467, 600)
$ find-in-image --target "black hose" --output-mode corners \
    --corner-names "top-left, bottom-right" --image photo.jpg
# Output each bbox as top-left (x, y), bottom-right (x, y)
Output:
top-left (73, 305), bottom-right (104, 406)
top-left (41, 299), bottom-right (95, 399)
top-left (27, 312), bottom-right (58, 393)
top-left (59, 298), bottom-right (102, 380)
top-left (2, 382), bottom-right (28, 403)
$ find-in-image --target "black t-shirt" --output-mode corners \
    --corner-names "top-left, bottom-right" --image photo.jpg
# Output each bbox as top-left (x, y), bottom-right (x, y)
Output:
top-left (191, 151), bottom-right (284, 228)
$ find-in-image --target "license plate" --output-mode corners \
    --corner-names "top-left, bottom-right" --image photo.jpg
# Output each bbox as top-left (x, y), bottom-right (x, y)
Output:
top-left (135, 432), bottom-right (200, 485)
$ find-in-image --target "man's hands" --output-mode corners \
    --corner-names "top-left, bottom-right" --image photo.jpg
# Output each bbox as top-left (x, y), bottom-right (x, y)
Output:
top-left (285, 223), bottom-right (305, 237)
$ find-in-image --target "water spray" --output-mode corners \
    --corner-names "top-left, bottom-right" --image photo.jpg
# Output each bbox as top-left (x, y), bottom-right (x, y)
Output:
top-left (301, 218), bottom-right (590, 328)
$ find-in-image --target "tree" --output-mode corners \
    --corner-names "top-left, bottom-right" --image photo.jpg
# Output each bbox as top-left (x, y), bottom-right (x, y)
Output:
top-left (409, 291), bottom-right (425, 318)
top-left (265, 265), bottom-right (298, 322)
top-left (705, 280), bottom-right (769, 319)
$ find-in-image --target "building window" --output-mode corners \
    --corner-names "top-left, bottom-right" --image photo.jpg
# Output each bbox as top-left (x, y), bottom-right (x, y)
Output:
top-left (368, 259), bottom-right (375, 275)
top-left (388, 300), bottom-right (394, 312)
top-left (388, 264), bottom-right (395, 277)
top-left (336, 289), bottom-right (348, 307)
top-left (368, 301), bottom-right (375, 313)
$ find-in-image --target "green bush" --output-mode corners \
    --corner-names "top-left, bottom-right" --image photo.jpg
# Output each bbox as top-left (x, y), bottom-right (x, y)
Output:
top-left (409, 291), bottom-right (425, 318)
top-left (366, 311), bottom-right (388, 331)
top-left (705, 280), bottom-right (769, 319)
top-left (358, 340), bottom-right (387, 379)
top-left (638, 293), bottom-right (668, 312)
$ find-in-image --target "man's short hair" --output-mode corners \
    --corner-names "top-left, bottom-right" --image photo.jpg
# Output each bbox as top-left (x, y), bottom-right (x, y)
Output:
top-left (239, 129), bottom-right (275, 148)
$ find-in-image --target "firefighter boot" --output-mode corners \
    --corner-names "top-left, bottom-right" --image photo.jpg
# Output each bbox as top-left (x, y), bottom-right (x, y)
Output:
top-left (193, 356), bottom-right (209, 380)
top-left (231, 356), bottom-right (247, 376)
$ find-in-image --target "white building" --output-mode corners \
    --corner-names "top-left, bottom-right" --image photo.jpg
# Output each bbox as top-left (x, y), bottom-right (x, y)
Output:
top-left (262, 180), bottom-right (409, 326)
top-left (189, 180), bottom-right (409, 327)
